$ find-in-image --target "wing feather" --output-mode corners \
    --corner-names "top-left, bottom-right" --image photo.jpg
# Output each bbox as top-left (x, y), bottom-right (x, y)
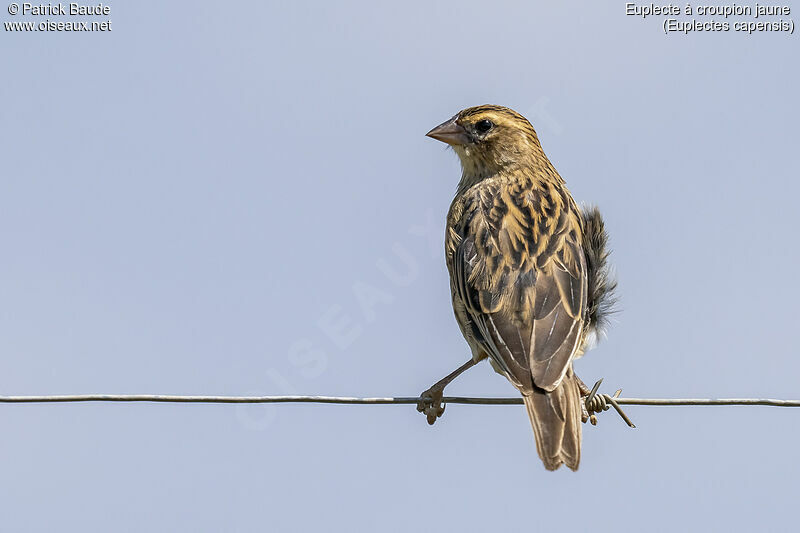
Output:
top-left (449, 178), bottom-right (587, 393)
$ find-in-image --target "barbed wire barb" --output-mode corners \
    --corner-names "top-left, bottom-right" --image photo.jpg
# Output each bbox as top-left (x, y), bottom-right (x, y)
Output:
top-left (583, 379), bottom-right (636, 428)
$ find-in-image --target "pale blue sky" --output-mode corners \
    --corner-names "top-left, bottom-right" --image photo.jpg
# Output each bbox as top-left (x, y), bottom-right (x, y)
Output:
top-left (1, 1), bottom-right (799, 531)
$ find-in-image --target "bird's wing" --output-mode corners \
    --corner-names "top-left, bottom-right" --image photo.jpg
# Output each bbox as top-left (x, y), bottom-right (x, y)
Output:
top-left (451, 179), bottom-right (587, 392)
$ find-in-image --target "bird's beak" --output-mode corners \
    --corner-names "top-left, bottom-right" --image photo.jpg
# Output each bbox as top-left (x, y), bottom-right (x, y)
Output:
top-left (426, 116), bottom-right (470, 146)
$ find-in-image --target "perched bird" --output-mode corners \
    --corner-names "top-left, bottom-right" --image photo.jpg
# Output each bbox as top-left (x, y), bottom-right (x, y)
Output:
top-left (419, 105), bottom-right (616, 471)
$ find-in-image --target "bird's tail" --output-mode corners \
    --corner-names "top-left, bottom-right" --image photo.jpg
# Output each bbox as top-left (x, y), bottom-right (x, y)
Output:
top-left (523, 372), bottom-right (582, 471)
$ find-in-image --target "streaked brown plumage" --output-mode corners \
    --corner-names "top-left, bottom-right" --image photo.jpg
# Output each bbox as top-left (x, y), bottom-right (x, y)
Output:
top-left (420, 105), bottom-right (616, 471)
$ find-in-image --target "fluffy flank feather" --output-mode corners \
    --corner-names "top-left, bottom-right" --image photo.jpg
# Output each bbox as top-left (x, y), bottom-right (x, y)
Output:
top-left (581, 205), bottom-right (618, 345)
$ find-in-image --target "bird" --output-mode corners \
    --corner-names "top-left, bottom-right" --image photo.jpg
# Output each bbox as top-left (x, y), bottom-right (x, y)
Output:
top-left (418, 104), bottom-right (617, 471)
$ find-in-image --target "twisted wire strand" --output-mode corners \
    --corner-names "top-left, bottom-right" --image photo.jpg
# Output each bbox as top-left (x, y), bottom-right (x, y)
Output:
top-left (1, 391), bottom-right (798, 429)
top-left (1, 394), bottom-right (798, 406)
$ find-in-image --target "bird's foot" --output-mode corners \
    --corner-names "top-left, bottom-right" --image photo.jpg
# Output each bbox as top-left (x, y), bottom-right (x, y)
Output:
top-left (579, 378), bottom-right (636, 428)
top-left (416, 385), bottom-right (446, 425)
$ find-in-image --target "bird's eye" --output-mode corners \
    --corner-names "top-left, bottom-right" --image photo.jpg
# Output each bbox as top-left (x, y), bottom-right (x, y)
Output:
top-left (475, 119), bottom-right (494, 134)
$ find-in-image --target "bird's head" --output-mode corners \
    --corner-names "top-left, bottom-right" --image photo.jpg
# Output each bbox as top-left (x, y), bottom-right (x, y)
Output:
top-left (426, 105), bottom-right (545, 181)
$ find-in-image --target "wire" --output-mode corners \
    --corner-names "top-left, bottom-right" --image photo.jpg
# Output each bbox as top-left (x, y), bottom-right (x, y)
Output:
top-left (1, 394), bottom-right (798, 407)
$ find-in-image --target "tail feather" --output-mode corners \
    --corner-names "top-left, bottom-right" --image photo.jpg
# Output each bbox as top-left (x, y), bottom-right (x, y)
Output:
top-left (523, 372), bottom-right (582, 471)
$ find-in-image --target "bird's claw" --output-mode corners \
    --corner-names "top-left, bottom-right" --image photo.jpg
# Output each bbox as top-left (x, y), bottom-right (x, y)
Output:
top-left (416, 386), bottom-right (446, 425)
top-left (580, 378), bottom-right (636, 428)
